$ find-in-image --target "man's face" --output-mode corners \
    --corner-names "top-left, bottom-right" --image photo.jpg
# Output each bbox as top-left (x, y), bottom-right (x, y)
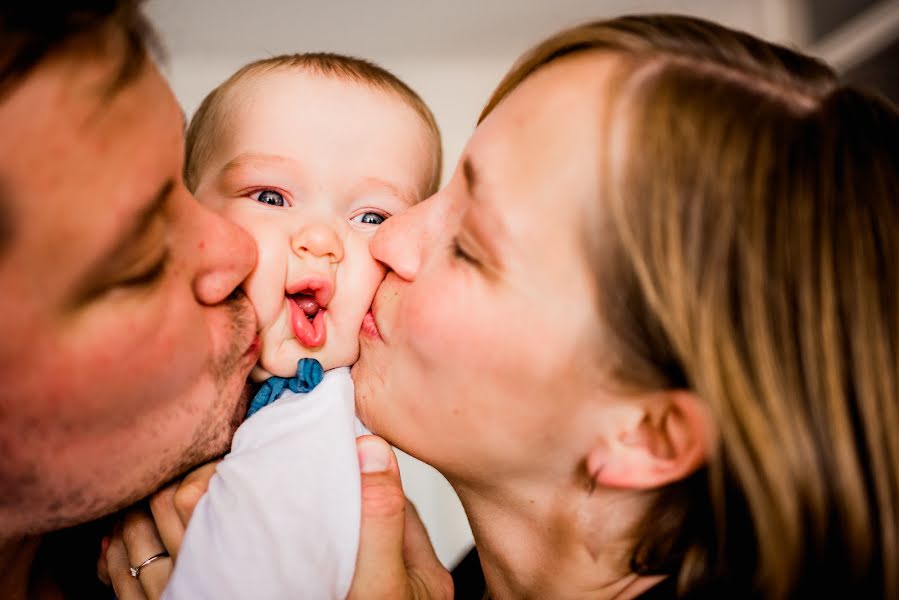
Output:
top-left (0, 42), bottom-right (260, 537)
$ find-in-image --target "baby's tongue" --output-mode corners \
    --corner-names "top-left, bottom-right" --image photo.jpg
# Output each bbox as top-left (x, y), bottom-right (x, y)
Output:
top-left (293, 296), bottom-right (320, 317)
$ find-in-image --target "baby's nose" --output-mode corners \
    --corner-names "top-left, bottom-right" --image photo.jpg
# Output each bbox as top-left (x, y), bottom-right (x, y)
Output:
top-left (291, 222), bottom-right (344, 262)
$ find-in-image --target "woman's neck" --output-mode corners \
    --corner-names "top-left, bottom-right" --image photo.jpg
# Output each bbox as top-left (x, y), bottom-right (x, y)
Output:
top-left (452, 477), bottom-right (665, 600)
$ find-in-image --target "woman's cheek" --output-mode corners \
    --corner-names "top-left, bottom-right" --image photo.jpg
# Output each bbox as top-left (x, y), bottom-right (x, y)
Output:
top-left (402, 276), bottom-right (466, 369)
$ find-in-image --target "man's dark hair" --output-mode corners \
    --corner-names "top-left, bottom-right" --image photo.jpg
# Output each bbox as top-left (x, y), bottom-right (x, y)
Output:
top-left (0, 0), bottom-right (156, 99)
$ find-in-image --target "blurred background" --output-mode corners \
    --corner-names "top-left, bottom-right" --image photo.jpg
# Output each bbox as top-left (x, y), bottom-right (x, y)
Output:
top-left (144, 0), bottom-right (899, 569)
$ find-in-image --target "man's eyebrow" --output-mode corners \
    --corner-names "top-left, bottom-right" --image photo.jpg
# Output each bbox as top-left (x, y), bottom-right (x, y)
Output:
top-left (93, 178), bottom-right (173, 270)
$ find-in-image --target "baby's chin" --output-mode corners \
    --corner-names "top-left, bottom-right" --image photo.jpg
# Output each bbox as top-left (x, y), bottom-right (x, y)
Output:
top-left (252, 337), bottom-right (359, 381)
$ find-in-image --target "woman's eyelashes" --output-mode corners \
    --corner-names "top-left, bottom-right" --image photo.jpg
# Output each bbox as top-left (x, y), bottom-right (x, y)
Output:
top-left (451, 237), bottom-right (480, 267)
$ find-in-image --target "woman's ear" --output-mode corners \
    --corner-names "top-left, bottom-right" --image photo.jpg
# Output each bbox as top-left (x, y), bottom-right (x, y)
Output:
top-left (587, 391), bottom-right (710, 490)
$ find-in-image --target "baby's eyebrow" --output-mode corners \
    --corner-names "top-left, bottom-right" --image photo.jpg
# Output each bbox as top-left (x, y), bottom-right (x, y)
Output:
top-left (218, 152), bottom-right (300, 179)
top-left (358, 177), bottom-right (418, 207)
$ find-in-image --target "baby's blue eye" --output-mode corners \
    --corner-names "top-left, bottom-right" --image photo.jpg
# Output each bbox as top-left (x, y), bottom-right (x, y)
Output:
top-left (254, 190), bottom-right (285, 206)
top-left (353, 212), bottom-right (386, 225)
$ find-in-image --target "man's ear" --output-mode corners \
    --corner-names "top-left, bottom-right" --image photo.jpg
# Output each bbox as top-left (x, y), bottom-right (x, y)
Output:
top-left (587, 391), bottom-right (710, 490)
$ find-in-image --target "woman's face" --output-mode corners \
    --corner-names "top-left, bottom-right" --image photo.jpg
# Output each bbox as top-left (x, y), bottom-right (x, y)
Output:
top-left (354, 53), bottom-right (620, 483)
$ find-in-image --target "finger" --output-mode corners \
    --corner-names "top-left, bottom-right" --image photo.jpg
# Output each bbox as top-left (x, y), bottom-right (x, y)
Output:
top-left (122, 507), bottom-right (173, 600)
top-left (106, 530), bottom-right (148, 600)
top-left (402, 500), bottom-right (442, 570)
top-left (402, 501), bottom-right (454, 600)
top-left (173, 460), bottom-right (220, 525)
top-left (97, 535), bottom-right (111, 586)
top-left (149, 483), bottom-right (186, 558)
top-left (348, 435), bottom-right (408, 599)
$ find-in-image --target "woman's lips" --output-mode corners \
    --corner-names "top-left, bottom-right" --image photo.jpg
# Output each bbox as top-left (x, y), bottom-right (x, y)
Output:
top-left (360, 310), bottom-right (380, 340)
top-left (288, 298), bottom-right (327, 348)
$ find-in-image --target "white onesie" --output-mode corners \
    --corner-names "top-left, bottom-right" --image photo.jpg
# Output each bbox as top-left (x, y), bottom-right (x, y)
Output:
top-left (164, 367), bottom-right (368, 600)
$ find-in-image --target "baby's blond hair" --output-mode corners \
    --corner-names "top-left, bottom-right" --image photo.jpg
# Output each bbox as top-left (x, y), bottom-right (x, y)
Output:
top-left (184, 52), bottom-right (442, 196)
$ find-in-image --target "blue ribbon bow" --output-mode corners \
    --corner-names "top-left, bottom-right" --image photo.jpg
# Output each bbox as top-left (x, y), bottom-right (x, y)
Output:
top-left (246, 358), bottom-right (324, 418)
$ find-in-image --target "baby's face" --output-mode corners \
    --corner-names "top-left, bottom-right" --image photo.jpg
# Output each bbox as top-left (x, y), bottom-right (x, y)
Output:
top-left (193, 71), bottom-right (436, 379)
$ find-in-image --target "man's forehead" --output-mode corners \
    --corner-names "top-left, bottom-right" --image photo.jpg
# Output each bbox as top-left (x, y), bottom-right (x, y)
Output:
top-left (0, 49), bottom-right (181, 286)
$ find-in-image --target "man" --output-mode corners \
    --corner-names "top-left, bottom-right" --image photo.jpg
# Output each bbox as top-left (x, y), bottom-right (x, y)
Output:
top-left (0, 2), bottom-right (258, 595)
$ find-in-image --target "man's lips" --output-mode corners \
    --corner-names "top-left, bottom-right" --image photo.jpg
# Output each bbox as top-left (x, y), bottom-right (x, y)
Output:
top-left (244, 334), bottom-right (261, 358)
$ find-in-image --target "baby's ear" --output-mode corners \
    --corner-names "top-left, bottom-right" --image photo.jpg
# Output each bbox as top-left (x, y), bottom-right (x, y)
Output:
top-left (588, 391), bottom-right (710, 490)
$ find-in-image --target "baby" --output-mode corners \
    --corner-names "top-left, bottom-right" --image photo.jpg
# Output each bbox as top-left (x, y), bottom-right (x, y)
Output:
top-left (163, 53), bottom-right (441, 599)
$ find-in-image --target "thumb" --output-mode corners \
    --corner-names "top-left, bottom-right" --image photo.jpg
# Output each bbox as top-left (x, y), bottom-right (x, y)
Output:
top-left (349, 435), bottom-right (409, 599)
top-left (173, 460), bottom-right (220, 526)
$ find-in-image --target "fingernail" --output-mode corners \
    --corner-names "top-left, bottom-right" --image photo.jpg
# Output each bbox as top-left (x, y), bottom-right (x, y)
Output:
top-left (359, 438), bottom-right (390, 473)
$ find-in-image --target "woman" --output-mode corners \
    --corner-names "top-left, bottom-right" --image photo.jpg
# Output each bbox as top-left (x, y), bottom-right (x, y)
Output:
top-left (108, 14), bottom-right (899, 599)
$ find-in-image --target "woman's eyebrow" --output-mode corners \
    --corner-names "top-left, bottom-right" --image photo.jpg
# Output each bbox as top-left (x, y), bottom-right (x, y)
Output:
top-left (463, 156), bottom-right (480, 198)
top-left (462, 156), bottom-right (504, 231)
top-left (459, 156), bottom-right (509, 269)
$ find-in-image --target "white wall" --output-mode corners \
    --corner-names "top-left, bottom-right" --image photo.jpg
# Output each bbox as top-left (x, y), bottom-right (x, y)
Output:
top-left (147, 0), bottom-right (773, 568)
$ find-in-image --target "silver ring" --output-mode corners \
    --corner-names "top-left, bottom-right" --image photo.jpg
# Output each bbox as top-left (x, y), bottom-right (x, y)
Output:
top-left (129, 551), bottom-right (170, 578)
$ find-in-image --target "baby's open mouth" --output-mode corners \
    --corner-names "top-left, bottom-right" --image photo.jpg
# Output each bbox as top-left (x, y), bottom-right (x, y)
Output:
top-left (290, 291), bottom-right (322, 322)
top-left (286, 280), bottom-right (333, 349)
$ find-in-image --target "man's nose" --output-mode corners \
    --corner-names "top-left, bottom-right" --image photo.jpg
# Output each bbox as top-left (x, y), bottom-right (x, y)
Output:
top-left (291, 221), bottom-right (344, 263)
top-left (191, 202), bottom-right (257, 306)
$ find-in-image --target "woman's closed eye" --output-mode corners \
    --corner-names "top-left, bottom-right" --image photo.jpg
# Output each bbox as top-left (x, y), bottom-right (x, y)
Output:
top-left (451, 237), bottom-right (480, 267)
top-left (251, 189), bottom-right (287, 207)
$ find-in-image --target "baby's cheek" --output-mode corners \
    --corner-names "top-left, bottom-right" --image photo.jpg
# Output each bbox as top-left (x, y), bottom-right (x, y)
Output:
top-left (243, 251), bottom-right (288, 329)
top-left (244, 275), bottom-right (278, 328)
top-left (360, 246), bottom-right (388, 298)
top-left (257, 326), bottom-right (303, 379)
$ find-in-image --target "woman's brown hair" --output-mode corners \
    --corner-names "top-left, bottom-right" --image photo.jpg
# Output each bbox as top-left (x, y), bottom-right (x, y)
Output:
top-left (481, 15), bottom-right (899, 599)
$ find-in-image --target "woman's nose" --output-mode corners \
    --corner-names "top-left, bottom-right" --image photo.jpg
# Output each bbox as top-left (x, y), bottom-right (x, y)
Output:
top-left (291, 221), bottom-right (344, 263)
top-left (371, 195), bottom-right (441, 281)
